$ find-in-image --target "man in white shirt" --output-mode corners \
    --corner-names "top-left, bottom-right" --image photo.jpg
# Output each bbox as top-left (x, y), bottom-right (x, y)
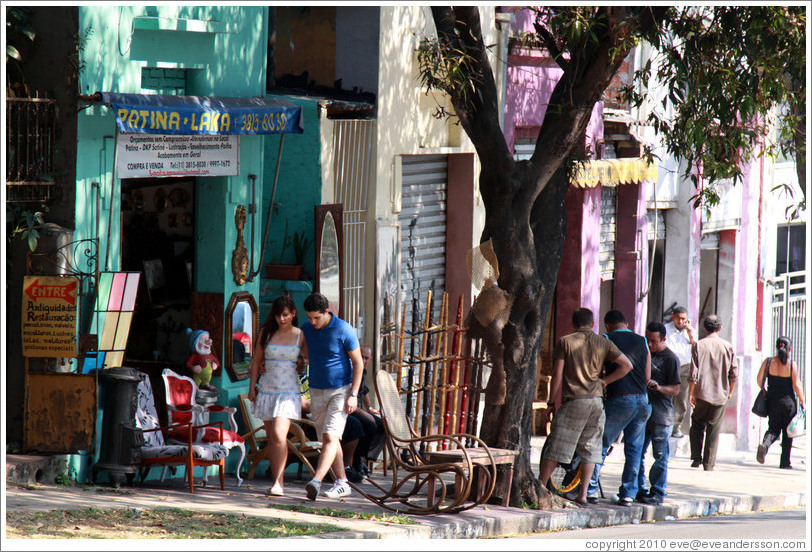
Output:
top-left (664, 306), bottom-right (695, 438)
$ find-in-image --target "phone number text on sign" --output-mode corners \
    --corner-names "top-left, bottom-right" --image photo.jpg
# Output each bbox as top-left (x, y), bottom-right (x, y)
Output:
top-left (239, 112), bottom-right (288, 133)
top-left (116, 133), bottom-right (240, 178)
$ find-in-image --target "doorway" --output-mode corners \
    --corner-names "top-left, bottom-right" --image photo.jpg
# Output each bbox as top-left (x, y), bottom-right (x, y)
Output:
top-left (120, 177), bottom-right (196, 363)
top-left (646, 239), bottom-right (665, 325)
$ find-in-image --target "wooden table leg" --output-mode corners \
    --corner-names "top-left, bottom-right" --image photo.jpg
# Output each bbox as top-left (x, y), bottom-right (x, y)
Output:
top-left (501, 464), bottom-right (513, 506)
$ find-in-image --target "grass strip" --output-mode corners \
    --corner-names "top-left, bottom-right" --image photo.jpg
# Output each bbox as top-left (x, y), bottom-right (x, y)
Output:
top-left (6, 507), bottom-right (340, 539)
top-left (268, 503), bottom-right (416, 525)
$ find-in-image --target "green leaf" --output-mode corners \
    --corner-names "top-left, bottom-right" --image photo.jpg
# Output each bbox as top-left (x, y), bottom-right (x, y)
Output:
top-left (27, 230), bottom-right (39, 252)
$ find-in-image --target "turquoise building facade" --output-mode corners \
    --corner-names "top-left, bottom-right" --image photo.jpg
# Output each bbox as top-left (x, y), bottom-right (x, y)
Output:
top-left (70, 6), bottom-right (322, 482)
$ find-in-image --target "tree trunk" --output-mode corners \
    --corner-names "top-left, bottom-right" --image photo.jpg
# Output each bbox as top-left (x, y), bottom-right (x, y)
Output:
top-left (426, 5), bottom-right (666, 509)
top-left (478, 166), bottom-right (569, 507)
top-left (789, 89), bottom-right (806, 202)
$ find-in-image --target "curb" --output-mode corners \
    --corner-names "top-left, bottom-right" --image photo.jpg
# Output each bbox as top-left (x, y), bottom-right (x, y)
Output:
top-left (3, 480), bottom-right (806, 539)
top-left (5, 455), bottom-right (69, 486)
top-left (442, 493), bottom-right (806, 539)
top-left (301, 491), bottom-right (808, 538)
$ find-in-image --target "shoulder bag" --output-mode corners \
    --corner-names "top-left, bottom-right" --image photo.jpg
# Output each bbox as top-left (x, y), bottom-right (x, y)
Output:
top-left (751, 358), bottom-right (769, 418)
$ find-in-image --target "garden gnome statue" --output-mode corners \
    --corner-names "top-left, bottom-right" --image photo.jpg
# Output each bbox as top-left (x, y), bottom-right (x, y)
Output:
top-left (185, 328), bottom-right (219, 391)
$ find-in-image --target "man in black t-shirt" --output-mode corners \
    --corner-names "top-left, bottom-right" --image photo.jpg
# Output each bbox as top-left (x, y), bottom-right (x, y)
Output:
top-left (637, 322), bottom-right (681, 504)
top-left (586, 310), bottom-right (652, 505)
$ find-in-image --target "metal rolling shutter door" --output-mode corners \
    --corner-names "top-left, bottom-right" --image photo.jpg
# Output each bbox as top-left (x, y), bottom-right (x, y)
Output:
top-left (600, 186), bottom-right (617, 280)
top-left (399, 154), bottom-right (448, 325)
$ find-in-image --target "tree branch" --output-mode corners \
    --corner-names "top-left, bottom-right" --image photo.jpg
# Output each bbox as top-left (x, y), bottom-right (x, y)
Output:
top-left (533, 19), bottom-right (569, 73)
top-left (527, 6), bottom-right (669, 197)
top-left (430, 7), bottom-right (513, 180)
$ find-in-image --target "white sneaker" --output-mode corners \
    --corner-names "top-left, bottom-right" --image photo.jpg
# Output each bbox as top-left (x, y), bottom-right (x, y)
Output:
top-left (324, 481), bottom-right (352, 499)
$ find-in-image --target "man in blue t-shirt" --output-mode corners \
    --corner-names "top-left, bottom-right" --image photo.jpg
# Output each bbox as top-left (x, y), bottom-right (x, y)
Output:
top-left (586, 309), bottom-right (652, 505)
top-left (300, 293), bottom-right (364, 501)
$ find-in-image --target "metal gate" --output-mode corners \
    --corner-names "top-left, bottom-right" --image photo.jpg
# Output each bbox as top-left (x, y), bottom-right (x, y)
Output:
top-left (332, 120), bottom-right (374, 332)
top-left (398, 154), bottom-right (448, 326)
top-left (771, 270), bottom-right (807, 385)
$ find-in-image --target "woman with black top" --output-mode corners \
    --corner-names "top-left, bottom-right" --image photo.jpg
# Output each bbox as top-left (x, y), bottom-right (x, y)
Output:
top-left (755, 337), bottom-right (805, 469)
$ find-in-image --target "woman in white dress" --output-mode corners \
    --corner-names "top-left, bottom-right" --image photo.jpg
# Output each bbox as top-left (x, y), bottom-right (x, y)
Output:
top-left (248, 295), bottom-right (308, 496)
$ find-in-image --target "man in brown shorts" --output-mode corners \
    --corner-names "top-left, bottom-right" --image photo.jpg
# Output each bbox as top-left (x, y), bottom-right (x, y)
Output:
top-left (539, 307), bottom-right (633, 505)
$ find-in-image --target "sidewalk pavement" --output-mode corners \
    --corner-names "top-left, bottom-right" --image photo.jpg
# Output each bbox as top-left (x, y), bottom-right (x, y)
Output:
top-left (4, 434), bottom-right (808, 540)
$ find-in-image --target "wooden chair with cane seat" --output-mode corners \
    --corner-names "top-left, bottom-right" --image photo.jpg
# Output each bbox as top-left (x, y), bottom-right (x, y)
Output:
top-left (349, 370), bottom-right (505, 514)
top-left (237, 394), bottom-right (324, 480)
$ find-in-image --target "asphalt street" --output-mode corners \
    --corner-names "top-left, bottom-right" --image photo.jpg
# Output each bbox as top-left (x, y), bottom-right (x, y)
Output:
top-left (527, 507), bottom-right (809, 540)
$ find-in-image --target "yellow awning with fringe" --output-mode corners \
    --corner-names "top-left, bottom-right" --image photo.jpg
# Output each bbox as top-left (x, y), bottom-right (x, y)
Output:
top-left (570, 158), bottom-right (657, 188)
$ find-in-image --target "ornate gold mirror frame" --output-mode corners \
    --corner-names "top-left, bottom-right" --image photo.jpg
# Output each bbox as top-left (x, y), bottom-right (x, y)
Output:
top-left (223, 291), bottom-right (258, 381)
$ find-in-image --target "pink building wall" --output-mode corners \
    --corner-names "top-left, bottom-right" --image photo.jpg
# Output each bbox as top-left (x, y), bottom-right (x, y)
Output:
top-left (506, 9), bottom-right (605, 338)
top-left (557, 186), bottom-right (602, 336)
top-left (615, 181), bottom-right (650, 333)
top-left (505, 9), bottom-right (604, 158)
top-left (735, 156), bottom-right (762, 356)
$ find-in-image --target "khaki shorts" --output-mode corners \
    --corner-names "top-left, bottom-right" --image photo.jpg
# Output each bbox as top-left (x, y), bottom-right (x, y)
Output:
top-left (309, 384), bottom-right (350, 438)
top-left (543, 397), bottom-right (605, 464)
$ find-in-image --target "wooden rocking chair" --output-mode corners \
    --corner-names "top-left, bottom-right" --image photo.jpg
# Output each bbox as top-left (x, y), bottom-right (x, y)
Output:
top-left (349, 370), bottom-right (501, 514)
top-left (237, 394), bottom-right (324, 480)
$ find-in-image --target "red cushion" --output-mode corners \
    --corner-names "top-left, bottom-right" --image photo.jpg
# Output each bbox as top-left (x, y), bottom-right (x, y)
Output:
top-left (166, 378), bottom-right (195, 406)
top-left (200, 427), bottom-right (244, 446)
top-left (169, 408), bottom-right (194, 426)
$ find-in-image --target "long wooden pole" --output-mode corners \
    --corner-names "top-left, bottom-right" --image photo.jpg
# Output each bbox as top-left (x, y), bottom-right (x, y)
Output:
top-left (396, 301), bottom-right (407, 391)
top-left (417, 290), bottom-right (433, 440)
top-left (442, 296), bottom-right (464, 449)
top-left (406, 297), bottom-right (418, 425)
top-left (458, 335), bottom-right (473, 435)
top-left (467, 338), bottom-right (483, 446)
top-left (437, 293), bottom-right (451, 439)
top-left (428, 292), bottom-right (447, 445)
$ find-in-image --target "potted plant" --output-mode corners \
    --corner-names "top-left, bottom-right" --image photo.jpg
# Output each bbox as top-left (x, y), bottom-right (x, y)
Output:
top-left (292, 229), bottom-right (311, 270)
top-left (264, 220), bottom-right (309, 280)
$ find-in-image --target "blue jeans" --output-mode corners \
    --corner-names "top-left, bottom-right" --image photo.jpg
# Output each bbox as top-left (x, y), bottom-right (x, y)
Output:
top-left (637, 421), bottom-right (671, 499)
top-left (587, 394), bottom-right (651, 499)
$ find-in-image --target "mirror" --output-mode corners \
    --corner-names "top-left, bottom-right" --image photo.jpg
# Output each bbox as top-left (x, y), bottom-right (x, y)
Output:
top-left (224, 291), bottom-right (258, 381)
top-left (314, 204), bottom-right (343, 318)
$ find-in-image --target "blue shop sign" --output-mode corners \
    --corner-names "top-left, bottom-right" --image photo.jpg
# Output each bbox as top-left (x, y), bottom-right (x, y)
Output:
top-left (100, 92), bottom-right (303, 136)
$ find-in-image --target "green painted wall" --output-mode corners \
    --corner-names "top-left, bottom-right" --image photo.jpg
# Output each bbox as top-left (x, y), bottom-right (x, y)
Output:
top-left (258, 96), bottom-right (323, 322)
top-left (74, 5), bottom-right (272, 483)
top-left (261, 97), bottom-right (322, 274)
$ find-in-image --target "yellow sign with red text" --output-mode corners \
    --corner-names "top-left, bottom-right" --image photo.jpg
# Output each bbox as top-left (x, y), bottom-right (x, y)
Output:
top-left (22, 276), bottom-right (79, 357)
